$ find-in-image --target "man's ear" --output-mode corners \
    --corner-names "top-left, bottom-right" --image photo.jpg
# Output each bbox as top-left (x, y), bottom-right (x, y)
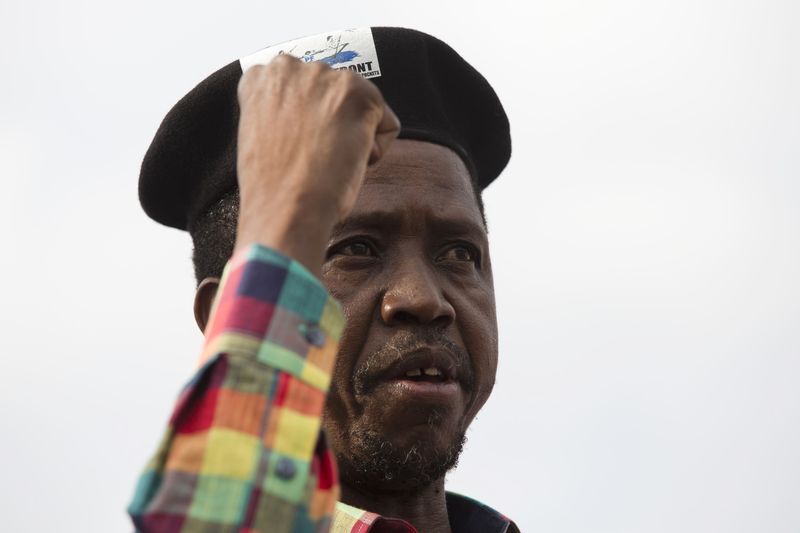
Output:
top-left (193, 277), bottom-right (220, 333)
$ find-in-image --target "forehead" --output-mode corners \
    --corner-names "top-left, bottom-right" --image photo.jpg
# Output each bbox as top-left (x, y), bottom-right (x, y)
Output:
top-left (350, 139), bottom-right (481, 227)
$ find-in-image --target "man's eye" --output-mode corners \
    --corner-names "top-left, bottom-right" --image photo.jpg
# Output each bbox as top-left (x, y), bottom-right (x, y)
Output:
top-left (338, 241), bottom-right (375, 257)
top-left (439, 244), bottom-right (478, 263)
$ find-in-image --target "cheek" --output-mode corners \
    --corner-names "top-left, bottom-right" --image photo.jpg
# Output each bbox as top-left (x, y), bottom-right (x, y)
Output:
top-left (455, 286), bottom-right (498, 409)
top-left (321, 271), bottom-right (379, 411)
top-left (321, 263), bottom-right (374, 299)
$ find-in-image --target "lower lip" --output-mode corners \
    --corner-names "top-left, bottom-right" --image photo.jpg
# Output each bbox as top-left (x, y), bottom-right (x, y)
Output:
top-left (377, 379), bottom-right (461, 402)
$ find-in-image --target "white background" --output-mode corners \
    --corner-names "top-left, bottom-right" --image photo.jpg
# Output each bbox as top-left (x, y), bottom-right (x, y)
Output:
top-left (1, 1), bottom-right (798, 532)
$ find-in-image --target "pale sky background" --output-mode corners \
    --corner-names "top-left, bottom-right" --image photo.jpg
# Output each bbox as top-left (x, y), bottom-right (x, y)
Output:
top-left (1, 1), bottom-right (798, 532)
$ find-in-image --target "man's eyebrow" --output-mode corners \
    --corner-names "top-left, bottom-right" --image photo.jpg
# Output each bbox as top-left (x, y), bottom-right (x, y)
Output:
top-left (330, 211), bottom-right (486, 238)
top-left (330, 212), bottom-right (395, 235)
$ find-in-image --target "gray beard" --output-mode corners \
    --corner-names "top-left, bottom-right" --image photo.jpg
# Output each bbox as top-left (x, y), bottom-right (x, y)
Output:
top-left (338, 422), bottom-right (467, 494)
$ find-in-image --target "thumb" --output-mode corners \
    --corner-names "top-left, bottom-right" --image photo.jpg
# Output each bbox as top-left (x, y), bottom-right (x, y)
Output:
top-left (368, 103), bottom-right (401, 166)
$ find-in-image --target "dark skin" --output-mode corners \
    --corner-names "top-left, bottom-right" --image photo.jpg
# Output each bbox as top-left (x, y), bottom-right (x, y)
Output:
top-left (193, 57), bottom-right (498, 533)
top-left (321, 140), bottom-right (498, 530)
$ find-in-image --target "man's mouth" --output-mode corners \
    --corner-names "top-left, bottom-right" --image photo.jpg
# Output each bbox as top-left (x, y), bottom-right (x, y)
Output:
top-left (352, 328), bottom-right (475, 402)
top-left (383, 377), bottom-right (460, 400)
top-left (361, 348), bottom-right (464, 402)
top-left (400, 367), bottom-right (448, 382)
top-left (381, 348), bottom-right (459, 383)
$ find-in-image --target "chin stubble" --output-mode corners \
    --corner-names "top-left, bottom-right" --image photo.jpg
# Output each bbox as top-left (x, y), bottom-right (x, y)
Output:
top-left (340, 330), bottom-right (473, 492)
top-left (339, 418), bottom-right (467, 494)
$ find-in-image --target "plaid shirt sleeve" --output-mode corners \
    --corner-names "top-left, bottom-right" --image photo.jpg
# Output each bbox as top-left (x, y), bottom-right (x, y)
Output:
top-left (129, 244), bottom-right (344, 532)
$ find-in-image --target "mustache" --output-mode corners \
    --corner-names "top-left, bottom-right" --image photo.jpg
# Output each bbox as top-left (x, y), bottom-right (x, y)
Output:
top-left (353, 329), bottom-right (474, 394)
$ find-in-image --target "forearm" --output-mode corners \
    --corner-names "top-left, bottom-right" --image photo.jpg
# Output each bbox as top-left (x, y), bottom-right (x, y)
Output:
top-left (233, 194), bottom-right (337, 279)
top-left (129, 244), bottom-right (343, 532)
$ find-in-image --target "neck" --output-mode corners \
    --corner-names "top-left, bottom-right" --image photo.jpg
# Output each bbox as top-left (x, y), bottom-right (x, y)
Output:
top-left (340, 478), bottom-right (452, 533)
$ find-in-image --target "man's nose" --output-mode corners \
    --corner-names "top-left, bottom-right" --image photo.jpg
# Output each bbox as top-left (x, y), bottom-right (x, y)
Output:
top-left (380, 261), bottom-right (455, 327)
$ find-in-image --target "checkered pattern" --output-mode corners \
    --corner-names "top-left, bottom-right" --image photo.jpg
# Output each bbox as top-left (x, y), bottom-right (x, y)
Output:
top-left (330, 496), bottom-right (518, 533)
top-left (129, 244), bottom-right (344, 532)
top-left (129, 244), bottom-right (517, 533)
top-left (331, 502), bottom-right (417, 532)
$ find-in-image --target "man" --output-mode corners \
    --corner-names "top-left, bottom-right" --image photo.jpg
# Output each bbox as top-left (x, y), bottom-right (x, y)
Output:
top-left (130, 27), bottom-right (516, 532)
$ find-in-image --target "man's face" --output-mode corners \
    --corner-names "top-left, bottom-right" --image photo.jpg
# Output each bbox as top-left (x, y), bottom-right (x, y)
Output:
top-left (320, 139), bottom-right (498, 493)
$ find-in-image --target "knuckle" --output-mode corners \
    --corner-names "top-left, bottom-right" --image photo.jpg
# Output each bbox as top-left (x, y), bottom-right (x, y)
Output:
top-left (349, 77), bottom-right (382, 109)
top-left (339, 72), bottom-right (368, 99)
top-left (341, 70), bottom-right (361, 87)
top-left (237, 65), bottom-right (263, 98)
top-left (309, 60), bottom-right (329, 72)
top-left (240, 63), bottom-right (262, 80)
top-left (266, 54), bottom-right (299, 76)
top-left (271, 53), bottom-right (297, 66)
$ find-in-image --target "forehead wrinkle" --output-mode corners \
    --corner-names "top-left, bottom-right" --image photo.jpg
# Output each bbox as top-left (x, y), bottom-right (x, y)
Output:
top-left (348, 140), bottom-right (482, 232)
top-left (331, 203), bottom-right (485, 241)
top-left (367, 151), bottom-right (471, 185)
top-left (365, 172), bottom-right (468, 195)
top-left (366, 141), bottom-right (472, 190)
top-left (331, 206), bottom-right (429, 237)
top-left (361, 169), bottom-right (475, 213)
top-left (346, 173), bottom-right (482, 237)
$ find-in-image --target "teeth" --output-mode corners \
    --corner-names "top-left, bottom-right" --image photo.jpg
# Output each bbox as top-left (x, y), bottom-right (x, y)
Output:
top-left (403, 367), bottom-right (444, 378)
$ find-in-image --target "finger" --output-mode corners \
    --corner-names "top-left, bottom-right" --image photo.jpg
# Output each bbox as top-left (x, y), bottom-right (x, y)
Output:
top-left (368, 103), bottom-right (401, 165)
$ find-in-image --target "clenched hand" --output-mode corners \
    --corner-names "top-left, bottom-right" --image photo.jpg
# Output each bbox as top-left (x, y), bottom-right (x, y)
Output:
top-left (234, 54), bottom-right (401, 275)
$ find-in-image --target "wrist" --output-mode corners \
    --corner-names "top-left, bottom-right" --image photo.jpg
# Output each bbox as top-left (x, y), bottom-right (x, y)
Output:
top-left (234, 195), bottom-right (337, 277)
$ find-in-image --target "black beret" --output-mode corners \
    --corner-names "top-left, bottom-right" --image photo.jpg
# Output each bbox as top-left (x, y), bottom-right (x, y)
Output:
top-left (139, 27), bottom-right (511, 231)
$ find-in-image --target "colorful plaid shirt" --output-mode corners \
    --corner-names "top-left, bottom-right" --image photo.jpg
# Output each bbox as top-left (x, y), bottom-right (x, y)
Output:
top-left (129, 244), bottom-right (518, 533)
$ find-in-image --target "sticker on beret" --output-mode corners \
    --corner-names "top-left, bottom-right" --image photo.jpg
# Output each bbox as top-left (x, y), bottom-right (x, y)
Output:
top-left (240, 27), bottom-right (382, 79)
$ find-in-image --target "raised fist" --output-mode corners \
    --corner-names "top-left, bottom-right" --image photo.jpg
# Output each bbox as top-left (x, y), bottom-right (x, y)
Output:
top-left (234, 54), bottom-right (401, 273)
